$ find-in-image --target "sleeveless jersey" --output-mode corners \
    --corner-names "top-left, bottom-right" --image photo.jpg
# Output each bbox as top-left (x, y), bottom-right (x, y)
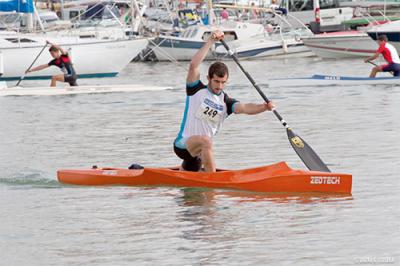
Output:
top-left (175, 80), bottom-right (238, 149)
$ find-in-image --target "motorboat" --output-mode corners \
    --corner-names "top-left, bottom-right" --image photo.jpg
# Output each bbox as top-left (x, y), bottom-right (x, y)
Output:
top-left (302, 31), bottom-right (378, 58)
top-left (150, 21), bottom-right (265, 61)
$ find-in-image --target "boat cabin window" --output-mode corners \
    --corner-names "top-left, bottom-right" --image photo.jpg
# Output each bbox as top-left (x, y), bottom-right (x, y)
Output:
top-left (84, 4), bottom-right (120, 20)
top-left (79, 35), bottom-right (96, 39)
top-left (69, 10), bottom-right (84, 20)
top-left (202, 31), bottom-right (238, 42)
top-left (5, 38), bottom-right (36, 43)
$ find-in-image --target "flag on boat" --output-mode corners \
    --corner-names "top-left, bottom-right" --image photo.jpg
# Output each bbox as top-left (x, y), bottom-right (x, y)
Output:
top-left (0, 0), bottom-right (33, 13)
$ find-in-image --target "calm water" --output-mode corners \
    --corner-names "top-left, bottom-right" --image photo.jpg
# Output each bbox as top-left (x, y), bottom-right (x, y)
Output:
top-left (1, 57), bottom-right (399, 265)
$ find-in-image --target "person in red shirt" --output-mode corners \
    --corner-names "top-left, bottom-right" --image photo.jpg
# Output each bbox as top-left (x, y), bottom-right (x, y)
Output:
top-left (364, 34), bottom-right (400, 77)
top-left (220, 8), bottom-right (229, 21)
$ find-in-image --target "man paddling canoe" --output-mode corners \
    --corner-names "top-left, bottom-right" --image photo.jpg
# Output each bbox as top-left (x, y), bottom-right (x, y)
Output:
top-left (26, 41), bottom-right (78, 86)
top-left (364, 34), bottom-right (400, 77)
top-left (173, 30), bottom-right (275, 172)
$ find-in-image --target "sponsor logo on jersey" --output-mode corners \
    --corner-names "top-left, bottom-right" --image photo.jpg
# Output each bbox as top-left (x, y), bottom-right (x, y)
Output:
top-left (204, 98), bottom-right (224, 111)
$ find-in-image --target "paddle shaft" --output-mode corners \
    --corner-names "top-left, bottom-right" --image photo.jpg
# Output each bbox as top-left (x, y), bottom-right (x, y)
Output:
top-left (16, 43), bottom-right (48, 86)
top-left (220, 40), bottom-right (287, 127)
top-left (220, 39), bottom-right (330, 172)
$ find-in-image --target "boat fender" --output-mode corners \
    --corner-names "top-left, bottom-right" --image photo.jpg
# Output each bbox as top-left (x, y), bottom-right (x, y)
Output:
top-left (282, 40), bottom-right (288, 53)
top-left (129, 163), bottom-right (144, 170)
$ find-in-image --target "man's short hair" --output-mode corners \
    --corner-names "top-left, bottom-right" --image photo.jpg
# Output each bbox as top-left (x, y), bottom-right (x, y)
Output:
top-left (49, 45), bottom-right (59, 52)
top-left (208, 62), bottom-right (229, 79)
top-left (378, 35), bottom-right (388, 42)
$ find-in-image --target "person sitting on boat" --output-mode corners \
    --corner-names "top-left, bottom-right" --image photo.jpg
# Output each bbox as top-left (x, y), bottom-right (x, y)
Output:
top-left (270, 0), bottom-right (287, 16)
top-left (364, 34), bottom-right (400, 77)
top-left (220, 8), bottom-right (229, 21)
top-left (26, 41), bottom-right (78, 87)
top-left (173, 30), bottom-right (275, 173)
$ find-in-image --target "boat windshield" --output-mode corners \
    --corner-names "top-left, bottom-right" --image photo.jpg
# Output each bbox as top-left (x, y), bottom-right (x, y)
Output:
top-left (202, 31), bottom-right (237, 41)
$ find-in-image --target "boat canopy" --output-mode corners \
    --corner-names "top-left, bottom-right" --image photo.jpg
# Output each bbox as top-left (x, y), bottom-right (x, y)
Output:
top-left (0, 0), bottom-right (34, 13)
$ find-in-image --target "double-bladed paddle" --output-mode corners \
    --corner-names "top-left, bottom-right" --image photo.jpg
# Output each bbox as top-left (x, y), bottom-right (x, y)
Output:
top-left (16, 43), bottom-right (48, 87)
top-left (220, 39), bottom-right (330, 172)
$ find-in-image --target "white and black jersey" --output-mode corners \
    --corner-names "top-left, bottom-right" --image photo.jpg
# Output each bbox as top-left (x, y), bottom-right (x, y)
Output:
top-left (174, 80), bottom-right (238, 149)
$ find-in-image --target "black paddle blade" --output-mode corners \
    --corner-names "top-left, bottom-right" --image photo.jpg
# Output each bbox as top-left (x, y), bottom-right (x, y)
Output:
top-left (286, 128), bottom-right (331, 172)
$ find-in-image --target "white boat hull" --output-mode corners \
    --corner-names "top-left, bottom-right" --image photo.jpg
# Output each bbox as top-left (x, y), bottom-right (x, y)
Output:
top-left (269, 74), bottom-right (400, 87)
top-left (150, 22), bottom-right (265, 61)
top-left (0, 84), bottom-right (172, 96)
top-left (302, 32), bottom-right (378, 58)
top-left (0, 36), bottom-right (148, 79)
top-left (151, 39), bottom-right (213, 61)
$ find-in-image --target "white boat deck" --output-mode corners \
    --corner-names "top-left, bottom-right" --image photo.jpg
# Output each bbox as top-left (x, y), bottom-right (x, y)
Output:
top-left (0, 84), bottom-right (173, 96)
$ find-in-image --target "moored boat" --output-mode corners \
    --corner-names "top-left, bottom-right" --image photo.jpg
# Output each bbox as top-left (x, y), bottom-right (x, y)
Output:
top-left (150, 21), bottom-right (265, 61)
top-left (0, 34), bottom-right (148, 80)
top-left (214, 29), bottom-right (312, 59)
top-left (301, 31), bottom-right (377, 58)
top-left (269, 74), bottom-right (400, 87)
top-left (57, 162), bottom-right (352, 194)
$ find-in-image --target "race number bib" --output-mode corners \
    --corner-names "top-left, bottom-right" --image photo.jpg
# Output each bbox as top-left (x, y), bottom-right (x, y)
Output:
top-left (196, 98), bottom-right (224, 124)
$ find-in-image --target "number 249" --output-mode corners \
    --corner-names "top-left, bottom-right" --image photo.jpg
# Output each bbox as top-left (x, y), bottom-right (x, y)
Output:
top-left (203, 107), bottom-right (218, 118)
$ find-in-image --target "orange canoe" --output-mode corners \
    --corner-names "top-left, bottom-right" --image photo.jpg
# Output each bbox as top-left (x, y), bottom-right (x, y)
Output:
top-left (57, 162), bottom-right (352, 194)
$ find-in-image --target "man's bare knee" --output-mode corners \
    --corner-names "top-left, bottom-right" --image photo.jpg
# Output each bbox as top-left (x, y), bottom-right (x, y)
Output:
top-left (199, 136), bottom-right (213, 150)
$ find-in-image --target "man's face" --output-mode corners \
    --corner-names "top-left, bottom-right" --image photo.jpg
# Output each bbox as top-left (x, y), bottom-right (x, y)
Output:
top-left (208, 74), bottom-right (228, 94)
top-left (50, 50), bottom-right (59, 59)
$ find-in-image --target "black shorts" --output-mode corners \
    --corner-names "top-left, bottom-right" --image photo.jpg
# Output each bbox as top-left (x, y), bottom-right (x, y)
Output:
top-left (382, 63), bottom-right (400, 76)
top-left (64, 74), bottom-right (78, 86)
top-left (173, 144), bottom-right (201, 172)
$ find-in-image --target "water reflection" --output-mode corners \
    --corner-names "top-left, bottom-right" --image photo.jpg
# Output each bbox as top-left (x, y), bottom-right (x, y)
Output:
top-left (172, 188), bottom-right (354, 264)
top-left (176, 188), bottom-right (353, 206)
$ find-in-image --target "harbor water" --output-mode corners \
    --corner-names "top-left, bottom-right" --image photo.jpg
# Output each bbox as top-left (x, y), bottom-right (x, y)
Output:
top-left (0, 57), bottom-right (399, 265)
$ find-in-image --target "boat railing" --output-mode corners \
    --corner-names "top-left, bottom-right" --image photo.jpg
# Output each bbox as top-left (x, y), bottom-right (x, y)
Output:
top-left (64, 1), bottom-right (131, 36)
top-left (266, 10), bottom-right (313, 45)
